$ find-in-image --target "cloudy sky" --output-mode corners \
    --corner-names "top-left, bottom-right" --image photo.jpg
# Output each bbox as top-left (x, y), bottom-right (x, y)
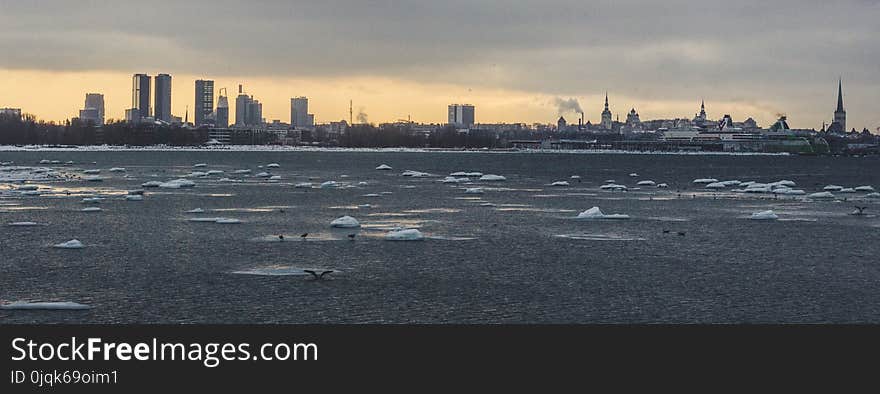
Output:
top-left (1, 0), bottom-right (878, 129)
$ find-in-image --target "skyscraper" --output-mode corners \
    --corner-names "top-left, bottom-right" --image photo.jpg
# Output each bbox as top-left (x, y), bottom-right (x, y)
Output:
top-left (215, 88), bottom-right (229, 128)
top-left (234, 84), bottom-right (262, 127)
top-left (132, 74), bottom-right (151, 120)
top-left (833, 78), bottom-right (846, 132)
top-left (448, 104), bottom-right (475, 128)
top-left (80, 93), bottom-right (105, 125)
top-left (195, 80), bottom-right (214, 127)
top-left (154, 74), bottom-right (172, 123)
top-left (291, 97), bottom-right (310, 127)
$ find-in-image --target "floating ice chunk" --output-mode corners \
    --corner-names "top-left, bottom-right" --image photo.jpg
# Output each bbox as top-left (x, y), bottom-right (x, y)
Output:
top-left (380, 191), bottom-right (392, 195)
top-left (576, 207), bottom-right (630, 220)
top-left (637, 180), bottom-right (656, 186)
top-left (193, 163), bottom-right (208, 168)
top-left (159, 179), bottom-right (195, 188)
top-left (255, 172), bottom-right (271, 178)
top-left (402, 170), bottom-right (431, 177)
top-left (693, 178), bottom-right (719, 184)
top-left (330, 215), bottom-right (361, 228)
top-left (776, 189), bottom-right (806, 195)
top-left (108, 167), bottom-right (126, 172)
top-left (215, 218), bottom-right (241, 224)
top-left (463, 172), bottom-right (483, 177)
top-left (450, 172), bottom-right (467, 176)
top-left (839, 188), bottom-right (856, 193)
top-left (823, 185), bottom-right (843, 191)
top-left (269, 175), bottom-right (282, 180)
top-left (749, 210), bottom-right (779, 220)
top-left (39, 159), bottom-right (51, 164)
top-left (266, 163), bottom-right (280, 168)
top-left (21, 190), bottom-right (41, 196)
top-left (866, 193), bottom-right (880, 199)
top-left (657, 183), bottom-right (669, 188)
top-left (81, 207), bottom-right (102, 212)
top-left (854, 186), bottom-right (875, 192)
top-left (480, 174), bottom-right (506, 181)
top-left (808, 191), bottom-right (835, 199)
top-left (550, 181), bottom-right (570, 187)
top-left (480, 202), bottom-right (496, 207)
top-left (54, 239), bottom-right (84, 249)
top-left (570, 175), bottom-right (581, 179)
top-left (362, 193), bottom-right (381, 197)
top-left (81, 197), bottom-right (103, 204)
top-left (294, 182), bottom-right (313, 188)
top-left (125, 195), bottom-right (143, 201)
top-left (233, 169), bottom-right (251, 174)
top-left (629, 173), bottom-right (639, 177)
top-left (772, 180), bottom-right (796, 187)
top-left (84, 176), bottom-right (103, 182)
top-left (358, 204), bottom-right (372, 209)
top-left (599, 184), bottom-right (627, 191)
top-left (188, 217), bottom-right (223, 222)
top-left (7, 222), bottom-right (39, 226)
top-left (320, 181), bottom-right (338, 188)
top-left (385, 228), bottom-right (425, 241)
top-left (0, 301), bottom-right (91, 310)
top-left (705, 182), bottom-right (727, 189)
top-left (188, 171), bottom-right (208, 177)
top-left (17, 185), bottom-right (39, 191)
top-left (142, 181), bottom-right (163, 188)
top-left (465, 188), bottom-right (484, 194)
top-left (206, 170), bottom-right (224, 175)
top-left (83, 169), bottom-right (101, 174)
top-left (441, 176), bottom-right (470, 184)
top-left (376, 164), bottom-right (393, 170)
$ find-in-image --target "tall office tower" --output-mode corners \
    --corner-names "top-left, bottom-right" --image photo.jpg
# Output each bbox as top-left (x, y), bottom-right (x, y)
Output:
top-left (154, 74), bottom-right (172, 122)
top-left (215, 88), bottom-right (229, 128)
top-left (234, 84), bottom-right (263, 127)
top-left (447, 104), bottom-right (475, 128)
top-left (194, 80), bottom-right (215, 126)
top-left (82, 93), bottom-right (105, 125)
top-left (290, 97), bottom-right (310, 127)
top-left (132, 74), bottom-right (151, 120)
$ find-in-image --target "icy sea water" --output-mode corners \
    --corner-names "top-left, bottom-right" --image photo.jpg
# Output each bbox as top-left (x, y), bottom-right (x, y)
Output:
top-left (1, 151), bottom-right (879, 323)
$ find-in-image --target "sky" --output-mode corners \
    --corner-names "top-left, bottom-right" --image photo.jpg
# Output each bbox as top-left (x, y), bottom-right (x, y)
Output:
top-left (1, 0), bottom-right (878, 130)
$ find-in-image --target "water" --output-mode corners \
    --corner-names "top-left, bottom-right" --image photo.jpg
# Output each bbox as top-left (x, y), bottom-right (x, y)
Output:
top-left (1, 150), bottom-right (879, 323)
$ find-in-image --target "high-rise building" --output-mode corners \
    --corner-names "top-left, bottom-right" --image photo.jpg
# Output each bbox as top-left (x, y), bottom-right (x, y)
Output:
top-left (215, 88), bottom-right (229, 128)
top-left (154, 74), bottom-right (172, 123)
top-left (195, 80), bottom-right (214, 127)
top-left (600, 93), bottom-right (613, 130)
top-left (291, 97), bottom-right (311, 127)
top-left (132, 74), bottom-right (151, 120)
top-left (234, 84), bottom-right (262, 127)
top-left (79, 93), bottom-right (105, 125)
top-left (832, 78), bottom-right (846, 132)
top-left (448, 104), bottom-right (475, 128)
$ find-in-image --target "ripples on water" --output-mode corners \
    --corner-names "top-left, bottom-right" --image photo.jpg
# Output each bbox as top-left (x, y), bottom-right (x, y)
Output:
top-left (1, 151), bottom-right (879, 323)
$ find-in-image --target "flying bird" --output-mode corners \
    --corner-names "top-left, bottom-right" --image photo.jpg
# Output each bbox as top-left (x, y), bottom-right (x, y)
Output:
top-left (300, 233), bottom-right (308, 239)
top-left (303, 270), bottom-right (335, 280)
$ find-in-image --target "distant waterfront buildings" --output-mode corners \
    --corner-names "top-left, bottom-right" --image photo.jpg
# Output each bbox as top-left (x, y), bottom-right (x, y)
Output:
top-left (78, 93), bottom-right (105, 125)
top-left (131, 74), bottom-right (151, 120)
top-left (448, 104), bottom-right (475, 128)
top-left (600, 93), bottom-right (613, 130)
top-left (215, 88), bottom-right (229, 128)
top-left (154, 74), bottom-right (172, 123)
top-left (235, 84), bottom-right (262, 127)
top-left (0, 108), bottom-right (22, 120)
top-left (290, 97), bottom-right (313, 128)
top-left (194, 79), bottom-right (214, 127)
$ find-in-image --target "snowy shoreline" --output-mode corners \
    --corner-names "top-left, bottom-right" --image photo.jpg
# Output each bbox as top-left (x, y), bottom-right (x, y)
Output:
top-left (0, 144), bottom-right (791, 156)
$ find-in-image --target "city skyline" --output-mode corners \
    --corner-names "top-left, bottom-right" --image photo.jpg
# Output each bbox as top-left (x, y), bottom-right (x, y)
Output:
top-left (1, 1), bottom-right (878, 129)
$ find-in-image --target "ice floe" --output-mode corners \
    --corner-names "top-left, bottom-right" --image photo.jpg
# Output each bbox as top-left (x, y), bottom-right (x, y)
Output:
top-left (465, 188), bottom-right (484, 194)
top-left (693, 178), bottom-right (719, 184)
top-left (142, 181), bottom-right (163, 188)
top-left (599, 184), bottom-right (627, 191)
top-left (159, 179), bottom-right (195, 188)
top-left (255, 172), bottom-right (271, 178)
top-left (0, 301), bottom-right (91, 310)
top-left (402, 170), bottom-right (431, 177)
top-left (823, 185), bottom-right (843, 191)
top-left (376, 164), bottom-right (393, 170)
top-left (320, 181), bottom-right (338, 188)
top-left (657, 183), bottom-right (669, 188)
top-left (385, 228), bottom-right (425, 241)
top-left (705, 182), bottom-right (727, 189)
top-left (81, 197), bottom-right (103, 204)
top-left (441, 176), bottom-right (470, 184)
top-left (81, 207), bottom-right (102, 212)
top-left (186, 208), bottom-right (205, 213)
top-left (808, 191), bottom-right (835, 199)
top-left (854, 186), bottom-right (875, 192)
top-left (637, 180), bottom-right (656, 186)
top-left (550, 181), bottom-right (570, 187)
top-left (232, 169), bottom-right (251, 174)
top-left (330, 216), bottom-right (361, 228)
top-left (266, 163), bottom-right (280, 168)
top-left (53, 239), bottom-right (84, 249)
top-left (576, 207), bottom-right (630, 220)
top-left (866, 193), bottom-right (880, 199)
top-left (83, 169), bottom-right (101, 174)
top-left (479, 174), bottom-right (506, 181)
top-left (294, 182), bottom-right (313, 188)
top-left (629, 173), bottom-right (639, 177)
top-left (125, 195), bottom-right (143, 201)
top-left (108, 167), bottom-right (126, 172)
top-left (193, 163), bottom-right (208, 168)
top-left (215, 218), bottom-right (241, 224)
top-left (7, 222), bottom-right (40, 226)
top-left (749, 210), bottom-right (779, 220)
top-left (839, 188), bottom-right (856, 193)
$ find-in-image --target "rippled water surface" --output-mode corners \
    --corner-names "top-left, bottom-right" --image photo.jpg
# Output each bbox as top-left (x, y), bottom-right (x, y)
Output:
top-left (1, 151), bottom-right (879, 323)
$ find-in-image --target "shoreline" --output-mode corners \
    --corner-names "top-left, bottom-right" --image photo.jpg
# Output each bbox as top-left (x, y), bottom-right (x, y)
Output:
top-left (0, 144), bottom-right (794, 156)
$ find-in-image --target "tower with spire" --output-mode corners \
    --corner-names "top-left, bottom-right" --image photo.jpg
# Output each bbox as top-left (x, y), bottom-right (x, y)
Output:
top-left (600, 92), bottom-right (613, 130)
top-left (693, 100), bottom-right (708, 126)
top-left (832, 78), bottom-right (846, 132)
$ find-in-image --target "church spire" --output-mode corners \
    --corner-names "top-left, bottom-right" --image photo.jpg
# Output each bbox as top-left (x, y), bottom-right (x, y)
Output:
top-left (604, 92), bottom-right (609, 110)
top-left (836, 78), bottom-right (844, 112)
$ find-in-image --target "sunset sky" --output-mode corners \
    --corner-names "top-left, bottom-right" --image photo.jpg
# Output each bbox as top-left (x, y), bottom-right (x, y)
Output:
top-left (1, 0), bottom-right (878, 130)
